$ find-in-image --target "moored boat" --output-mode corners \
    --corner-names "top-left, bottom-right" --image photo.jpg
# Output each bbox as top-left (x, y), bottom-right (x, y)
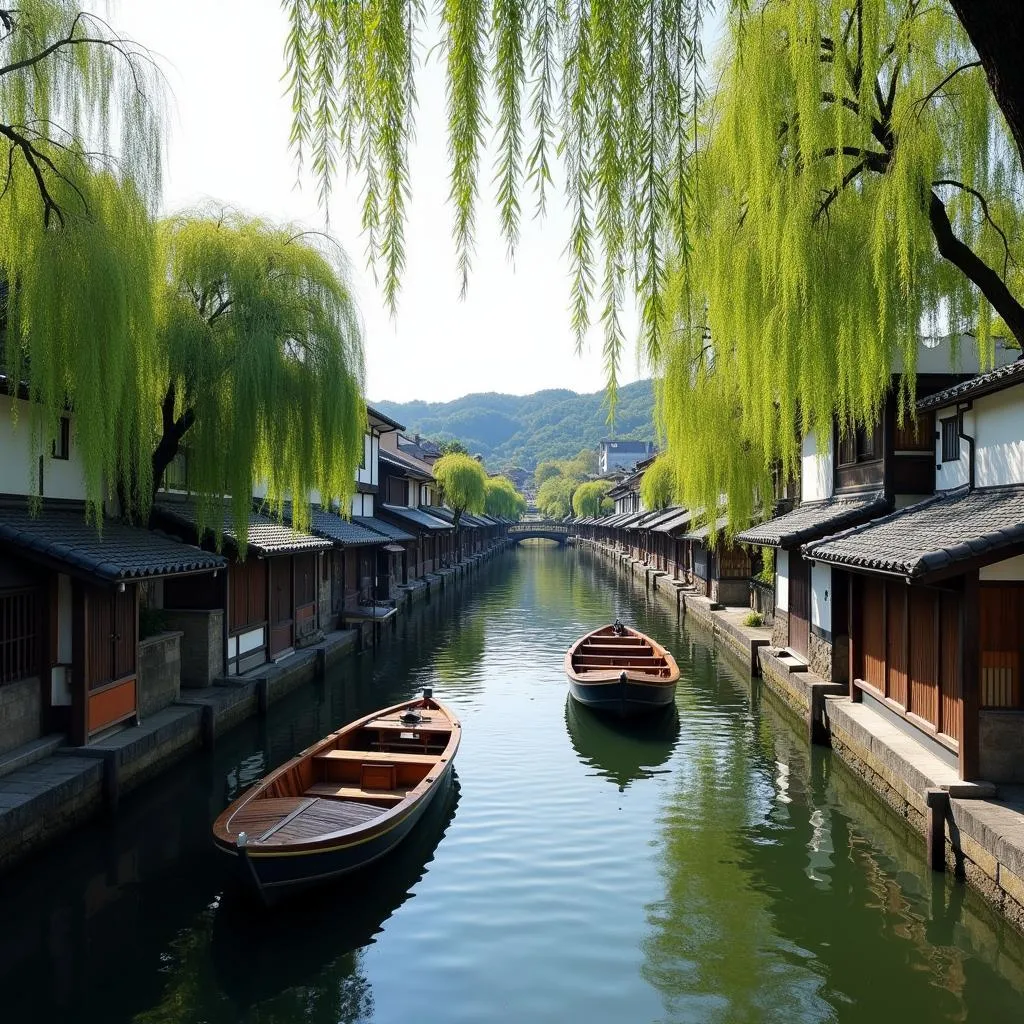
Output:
top-left (565, 622), bottom-right (679, 717)
top-left (212, 689), bottom-right (460, 904)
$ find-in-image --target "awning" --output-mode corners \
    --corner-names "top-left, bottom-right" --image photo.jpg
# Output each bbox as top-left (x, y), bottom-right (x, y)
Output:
top-left (0, 504), bottom-right (226, 582)
top-left (353, 516), bottom-right (415, 543)
top-left (154, 498), bottom-right (331, 556)
top-left (804, 485), bottom-right (1024, 580)
top-left (274, 502), bottom-right (386, 548)
top-left (380, 504), bottom-right (453, 531)
top-left (736, 492), bottom-right (890, 548)
top-left (379, 450), bottom-right (433, 481)
top-left (683, 516), bottom-right (731, 542)
top-left (653, 508), bottom-right (693, 534)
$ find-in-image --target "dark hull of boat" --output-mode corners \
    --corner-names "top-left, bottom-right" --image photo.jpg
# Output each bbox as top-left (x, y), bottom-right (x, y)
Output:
top-left (221, 761), bottom-right (456, 905)
top-left (567, 677), bottom-right (677, 718)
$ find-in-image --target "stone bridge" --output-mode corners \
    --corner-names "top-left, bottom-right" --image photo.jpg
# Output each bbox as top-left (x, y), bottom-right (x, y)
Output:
top-left (507, 520), bottom-right (571, 545)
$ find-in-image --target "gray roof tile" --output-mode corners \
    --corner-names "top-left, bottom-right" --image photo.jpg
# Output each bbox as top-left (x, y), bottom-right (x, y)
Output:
top-left (0, 505), bottom-right (225, 581)
top-left (380, 504), bottom-right (453, 531)
top-left (353, 516), bottom-right (414, 543)
top-left (286, 504), bottom-right (387, 547)
top-left (155, 499), bottom-right (331, 556)
top-left (736, 492), bottom-right (890, 547)
top-left (804, 485), bottom-right (1024, 578)
top-left (917, 359), bottom-right (1024, 412)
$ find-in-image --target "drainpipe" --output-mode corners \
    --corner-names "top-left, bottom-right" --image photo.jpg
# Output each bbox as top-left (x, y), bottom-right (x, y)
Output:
top-left (958, 400), bottom-right (975, 491)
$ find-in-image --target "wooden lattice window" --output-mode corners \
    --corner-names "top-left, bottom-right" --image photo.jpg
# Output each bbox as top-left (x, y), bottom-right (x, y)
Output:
top-left (894, 410), bottom-right (934, 452)
top-left (0, 588), bottom-right (41, 685)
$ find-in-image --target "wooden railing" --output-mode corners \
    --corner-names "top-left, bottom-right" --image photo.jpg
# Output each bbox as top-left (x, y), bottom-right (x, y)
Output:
top-left (508, 521), bottom-right (570, 534)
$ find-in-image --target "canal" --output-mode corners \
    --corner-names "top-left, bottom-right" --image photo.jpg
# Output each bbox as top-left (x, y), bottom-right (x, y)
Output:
top-left (3, 544), bottom-right (1024, 1022)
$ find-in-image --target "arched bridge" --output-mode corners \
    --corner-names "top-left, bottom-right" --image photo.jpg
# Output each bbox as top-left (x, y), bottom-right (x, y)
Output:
top-left (508, 520), bottom-right (571, 545)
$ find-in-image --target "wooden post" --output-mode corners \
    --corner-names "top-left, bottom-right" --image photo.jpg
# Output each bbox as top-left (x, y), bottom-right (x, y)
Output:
top-left (960, 572), bottom-right (980, 780)
top-left (848, 573), bottom-right (862, 701)
top-left (925, 788), bottom-right (949, 871)
top-left (71, 581), bottom-right (87, 747)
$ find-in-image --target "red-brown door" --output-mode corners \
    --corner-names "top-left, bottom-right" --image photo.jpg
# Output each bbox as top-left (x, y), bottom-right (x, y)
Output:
top-left (788, 549), bottom-right (810, 658)
top-left (269, 557), bottom-right (294, 656)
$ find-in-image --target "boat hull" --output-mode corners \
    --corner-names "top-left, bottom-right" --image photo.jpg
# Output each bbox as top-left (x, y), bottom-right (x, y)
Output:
top-left (567, 675), bottom-right (677, 718)
top-left (220, 760), bottom-right (456, 904)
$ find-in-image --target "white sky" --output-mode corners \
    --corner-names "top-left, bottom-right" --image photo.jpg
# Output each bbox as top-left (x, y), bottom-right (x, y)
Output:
top-left (115, 0), bottom-right (664, 404)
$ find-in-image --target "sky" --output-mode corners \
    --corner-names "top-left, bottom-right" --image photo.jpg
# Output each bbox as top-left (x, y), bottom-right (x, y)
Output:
top-left (115, 0), bottom-right (662, 405)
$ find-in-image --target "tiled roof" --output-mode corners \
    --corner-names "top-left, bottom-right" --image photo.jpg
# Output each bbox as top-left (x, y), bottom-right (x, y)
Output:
top-left (683, 516), bottom-right (731, 542)
top-left (380, 504), bottom-right (453, 531)
top-left (615, 510), bottom-right (650, 529)
top-left (916, 358), bottom-right (1024, 411)
top-left (154, 499), bottom-right (331, 556)
top-left (0, 505), bottom-right (226, 581)
top-left (304, 506), bottom-right (387, 547)
top-left (637, 507), bottom-right (684, 530)
top-left (353, 516), bottom-right (414, 543)
top-left (379, 449), bottom-right (433, 480)
top-left (804, 485), bottom-right (1024, 579)
top-left (736, 492), bottom-right (890, 547)
top-left (365, 403), bottom-right (405, 431)
top-left (652, 508), bottom-right (694, 534)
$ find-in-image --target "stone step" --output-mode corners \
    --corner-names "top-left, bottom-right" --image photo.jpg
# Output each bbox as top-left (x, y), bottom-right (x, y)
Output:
top-left (0, 734), bottom-right (65, 780)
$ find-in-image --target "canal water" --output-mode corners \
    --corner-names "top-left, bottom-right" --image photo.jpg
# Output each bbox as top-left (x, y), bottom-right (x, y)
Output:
top-left (3, 544), bottom-right (1024, 1023)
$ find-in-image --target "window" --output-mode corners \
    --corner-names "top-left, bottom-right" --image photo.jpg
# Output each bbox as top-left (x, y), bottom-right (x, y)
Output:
top-left (51, 416), bottom-right (70, 460)
top-left (0, 587), bottom-right (40, 684)
top-left (838, 422), bottom-right (880, 466)
top-left (941, 416), bottom-right (961, 463)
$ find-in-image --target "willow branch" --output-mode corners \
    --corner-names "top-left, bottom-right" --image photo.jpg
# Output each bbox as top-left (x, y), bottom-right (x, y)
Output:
top-left (932, 177), bottom-right (1012, 278)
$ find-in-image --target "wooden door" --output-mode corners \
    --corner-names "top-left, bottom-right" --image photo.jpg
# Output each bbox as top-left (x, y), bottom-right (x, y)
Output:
top-left (269, 556), bottom-right (294, 656)
top-left (330, 550), bottom-right (344, 616)
top-left (788, 549), bottom-right (810, 658)
top-left (294, 552), bottom-right (318, 641)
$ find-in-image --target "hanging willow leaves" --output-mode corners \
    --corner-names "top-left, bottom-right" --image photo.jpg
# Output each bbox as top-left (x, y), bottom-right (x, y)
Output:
top-left (656, 0), bottom-right (1024, 537)
top-left (282, 0), bottom-right (705, 407)
top-left (154, 210), bottom-right (366, 548)
top-left (0, 1), bottom-right (164, 519)
top-left (484, 474), bottom-right (526, 518)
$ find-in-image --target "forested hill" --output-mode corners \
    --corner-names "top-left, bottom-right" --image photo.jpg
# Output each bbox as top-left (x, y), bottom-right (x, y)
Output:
top-left (372, 379), bottom-right (655, 470)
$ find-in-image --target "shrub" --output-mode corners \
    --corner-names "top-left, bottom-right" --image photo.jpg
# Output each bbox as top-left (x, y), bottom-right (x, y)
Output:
top-left (743, 611), bottom-right (764, 628)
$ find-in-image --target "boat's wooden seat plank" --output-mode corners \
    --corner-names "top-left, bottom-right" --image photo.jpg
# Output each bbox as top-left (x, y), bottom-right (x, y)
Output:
top-left (304, 782), bottom-right (410, 804)
top-left (581, 647), bottom-right (657, 657)
top-left (267, 797), bottom-right (386, 844)
top-left (367, 716), bottom-right (453, 735)
top-left (314, 749), bottom-right (438, 765)
top-left (229, 797), bottom-right (310, 837)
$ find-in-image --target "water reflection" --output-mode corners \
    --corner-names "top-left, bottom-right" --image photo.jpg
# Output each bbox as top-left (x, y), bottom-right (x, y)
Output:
top-left (564, 697), bottom-right (679, 791)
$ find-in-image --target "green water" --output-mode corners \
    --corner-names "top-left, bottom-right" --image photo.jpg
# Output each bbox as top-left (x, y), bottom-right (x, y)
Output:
top-left (3, 545), bottom-right (1024, 1023)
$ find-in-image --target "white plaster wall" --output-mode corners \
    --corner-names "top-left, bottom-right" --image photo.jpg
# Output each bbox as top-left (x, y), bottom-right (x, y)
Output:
top-left (776, 549), bottom-right (789, 611)
top-left (980, 554), bottom-right (1024, 581)
top-left (800, 430), bottom-right (833, 502)
top-left (371, 434), bottom-right (379, 486)
top-left (0, 395), bottom-right (88, 500)
top-left (351, 492), bottom-right (373, 517)
top-left (936, 387), bottom-right (1024, 491)
top-left (811, 561), bottom-right (831, 634)
top-left (356, 431), bottom-right (373, 485)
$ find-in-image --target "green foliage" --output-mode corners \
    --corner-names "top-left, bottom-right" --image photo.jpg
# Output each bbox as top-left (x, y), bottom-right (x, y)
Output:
top-left (439, 438), bottom-right (470, 456)
top-left (485, 475), bottom-right (526, 519)
top-left (282, 2), bottom-right (704, 403)
top-left (639, 453), bottom-right (676, 510)
top-left (375, 380), bottom-right (655, 470)
top-left (572, 479), bottom-right (611, 518)
top-left (657, 0), bottom-right (1021, 534)
top-left (743, 611), bottom-right (764, 628)
top-left (536, 473), bottom-right (576, 520)
top-left (758, 548), bottom-right (775, 586)
top-left (433, 451), bottom-right (487, 516)
top-left (534, 460), bottom-right (562, 488)
top-left (156, 211), bottom-right (366, 542)
top-left (0, 2), bottom-right (164, 520)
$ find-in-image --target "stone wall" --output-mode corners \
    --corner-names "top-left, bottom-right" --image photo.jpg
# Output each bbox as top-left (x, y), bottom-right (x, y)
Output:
top-left (712, 578), bottom-right (749, 606)
top-left (0, 677), bottom-right (41, 756)
top-left (979, 711), bottom-right (1024, 783)
top-left (771, 609), bottom-right (789, 649)
top-left (138, 632), bottom-right (182, 719)
top-left (161, 609), bottom-right (222, 687)
top-left (809, 632), bottom-right (833, 681)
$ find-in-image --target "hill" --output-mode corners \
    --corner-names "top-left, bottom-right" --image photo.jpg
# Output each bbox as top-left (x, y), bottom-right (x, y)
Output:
top-left (372, 379), bottom-right (656, 470)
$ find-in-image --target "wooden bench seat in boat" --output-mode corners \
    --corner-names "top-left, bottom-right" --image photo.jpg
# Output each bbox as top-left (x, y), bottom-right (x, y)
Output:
top-left (304, 782), bottom-right (410, 805)
top-left (314, 749), bottom-right (439, 765)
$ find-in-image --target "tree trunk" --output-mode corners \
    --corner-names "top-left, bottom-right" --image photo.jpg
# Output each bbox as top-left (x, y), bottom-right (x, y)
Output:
top-left (951, 2), bottom-right (1024, 168)
top-left (452, 509), bottom-right (462, 563)
top-left (148, 382), bottom-right (195, 523)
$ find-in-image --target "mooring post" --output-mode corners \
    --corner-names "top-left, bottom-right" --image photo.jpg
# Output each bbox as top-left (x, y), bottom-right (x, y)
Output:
top-left (925, 788), bottom-right (949, 872)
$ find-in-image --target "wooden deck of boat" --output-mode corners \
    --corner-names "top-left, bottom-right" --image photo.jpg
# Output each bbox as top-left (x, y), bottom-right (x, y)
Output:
top-left (270, 797), bottom-right (385, 843)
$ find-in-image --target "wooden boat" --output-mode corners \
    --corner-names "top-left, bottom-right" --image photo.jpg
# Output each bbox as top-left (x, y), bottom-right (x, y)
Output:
top-left (565, 623), bottom-right (679, 717)
top-left (212, 689), bottom-right (460, 904)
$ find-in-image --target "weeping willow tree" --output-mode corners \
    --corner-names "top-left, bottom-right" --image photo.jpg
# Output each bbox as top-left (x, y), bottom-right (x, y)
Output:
top-left (484, 474), bottom-right (525, 519)
top-left (571, 478), bottom-right (611, 517)
top-left (638, 452), bottom-right (677, 510)
top-left (432, 451), bottom-right (487, 556)
top-left (152, 210), bottom-right (366, 541)
top-left (657, 0), bottom-right (1024, 534)
top-left (282, 0), bottom-right (709, 410)
top-left (0, 1), bottom-right (164, 518)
